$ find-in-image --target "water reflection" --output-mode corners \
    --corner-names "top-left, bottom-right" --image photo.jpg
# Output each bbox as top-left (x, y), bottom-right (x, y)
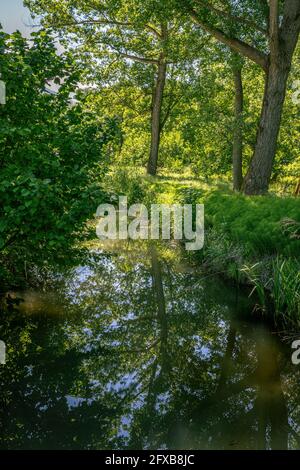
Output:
top-left (0, 242), bottom-right (299, 450)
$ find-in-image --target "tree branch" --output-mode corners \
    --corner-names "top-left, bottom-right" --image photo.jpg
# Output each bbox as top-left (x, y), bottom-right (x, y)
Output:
top-left (43, 18), bottom-right (161, 38)
top-left (117, 52), bottom-right (158, 65)
top-left (280, 0), bottom-right (300, 55)
top-left (194, 0), bottom-right (268, 36)
top-left (109, 44), bottom-right (159, 65)
top-left (145, 24), bottom-right (162, 38)
top-left (160, 95), bottom-right (183, 131)
top-left (188, 7), bottom-right (268, 71)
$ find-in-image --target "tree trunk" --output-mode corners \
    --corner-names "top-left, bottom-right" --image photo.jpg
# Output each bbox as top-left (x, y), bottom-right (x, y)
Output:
top-left (243, 61), bottom-right (290, 195)
top-left (243, 1), bottom-right (300, 195)
top-left (147, 56), bottom-right (167, 176)
top-left (232, 65), bottom-right (244, 191)
top-left (294, 179), bottom-right (300, 197)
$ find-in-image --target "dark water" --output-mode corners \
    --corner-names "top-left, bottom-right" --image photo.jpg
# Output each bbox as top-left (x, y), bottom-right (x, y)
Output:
top-left (0, 242), bottom-right (299, 450)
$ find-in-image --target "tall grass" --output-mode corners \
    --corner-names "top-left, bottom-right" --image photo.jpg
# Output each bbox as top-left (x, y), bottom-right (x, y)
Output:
top-left (241, 263), bottom-right (268, 313)
top-left (271, 257), bottom-right (300, 325)
top-left (242, 258), bottom-right (300, 326)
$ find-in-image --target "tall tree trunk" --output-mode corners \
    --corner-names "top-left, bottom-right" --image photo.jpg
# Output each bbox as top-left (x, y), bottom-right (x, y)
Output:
top-left (243, 61), bottom-right (290, 195)
top-left (232, 64), bottom-right (244, 191)
top-left (147, 56), bottom-right (167, 176)
top-left (243, 1), bottom-right (300, 195)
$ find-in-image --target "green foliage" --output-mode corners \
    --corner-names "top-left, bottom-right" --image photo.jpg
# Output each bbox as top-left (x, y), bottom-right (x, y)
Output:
top-left (241, 263), bottom-right (268, 313)
top-left (106, 168), bottom-right (147, 206)
top-left (0, 30), bottom-right (117, 283)
top-left (25, 0), bottom-right (300, 187)
top-left (199, 190), bottom-right (300, 258)
top-left (271, 257), bottom-right (300, 324)
top-left (201, 227), bottom-right (244, 281)
top-left (154, 175), bottom-right (300, 324)
top-left (195, 188), bottom-right (300, 323)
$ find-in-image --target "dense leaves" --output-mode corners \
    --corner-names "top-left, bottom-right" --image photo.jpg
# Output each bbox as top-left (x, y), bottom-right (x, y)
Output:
top-left (0, 30), bottom-right (117, 283)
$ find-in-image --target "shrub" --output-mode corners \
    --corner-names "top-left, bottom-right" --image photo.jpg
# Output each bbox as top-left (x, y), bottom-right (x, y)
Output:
top-left (0, 31), bottom-right (117, 283)
top-left (200, 190), bottom-right (300, 258)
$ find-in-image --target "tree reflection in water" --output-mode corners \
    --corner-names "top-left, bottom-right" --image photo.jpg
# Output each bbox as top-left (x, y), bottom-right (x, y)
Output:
top-left (0, 242), bottom-right (299, 450)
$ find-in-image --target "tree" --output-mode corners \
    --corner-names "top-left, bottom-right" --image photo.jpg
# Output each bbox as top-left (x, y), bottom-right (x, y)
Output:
top-left (181, 0), bottom-right (300, 194)
top-left (231, 54), bottom-right (244, 191)
top-left (26, 0), bottom-right (207, 175)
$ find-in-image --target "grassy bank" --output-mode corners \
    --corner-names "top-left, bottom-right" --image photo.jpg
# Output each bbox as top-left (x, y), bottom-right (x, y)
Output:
top-left (106, 167), bottom-right (300, 328)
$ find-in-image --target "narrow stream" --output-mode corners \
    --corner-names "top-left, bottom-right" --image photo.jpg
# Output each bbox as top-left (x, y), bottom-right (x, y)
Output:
top-left (0, 242), bottom-right (299, 450)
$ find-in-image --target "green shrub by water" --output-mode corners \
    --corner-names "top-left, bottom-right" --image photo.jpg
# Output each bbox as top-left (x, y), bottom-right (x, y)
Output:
top-left (177, 186), bottom-right (300, 256)
top-left (175, 186), bottom-right (300, 325)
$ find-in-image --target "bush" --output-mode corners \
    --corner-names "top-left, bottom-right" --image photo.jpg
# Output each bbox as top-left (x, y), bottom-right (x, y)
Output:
top-left (200, 190), bottom-right (300, 258)
top-left (0, 31), bottom-right (117, 283)
top-left (174, 185), bottom-right (300, 325)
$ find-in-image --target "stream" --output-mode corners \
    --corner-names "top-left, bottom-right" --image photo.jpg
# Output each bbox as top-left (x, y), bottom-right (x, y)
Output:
top-left (0, 241), bottom-right (299, 450)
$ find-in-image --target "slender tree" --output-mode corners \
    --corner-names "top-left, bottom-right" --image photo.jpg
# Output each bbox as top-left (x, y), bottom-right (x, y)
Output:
top-left (231, 55), bottom-right (244, 191)
top-left (26, 0), bottom-right (202, 176)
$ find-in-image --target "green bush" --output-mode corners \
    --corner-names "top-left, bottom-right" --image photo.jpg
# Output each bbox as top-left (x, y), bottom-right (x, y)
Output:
top-left (0, 31), bottom-right (117, 283)
top-left (200, 190), bottom-right (300, 258)
top-left (175, 185), bottom-right (300, 324)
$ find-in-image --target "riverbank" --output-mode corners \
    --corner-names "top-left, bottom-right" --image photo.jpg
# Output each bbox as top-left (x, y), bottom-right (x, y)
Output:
top-left (105, 167), bottom-right (300, 328)
top-left (1, 166), bottom-right (299, 329)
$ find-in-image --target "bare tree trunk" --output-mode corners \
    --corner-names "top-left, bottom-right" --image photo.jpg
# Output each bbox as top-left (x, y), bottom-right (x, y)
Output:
top-left (232, 65), bottom-right (244, 191)
top-left (147, 56), bottom-right (167, 176)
